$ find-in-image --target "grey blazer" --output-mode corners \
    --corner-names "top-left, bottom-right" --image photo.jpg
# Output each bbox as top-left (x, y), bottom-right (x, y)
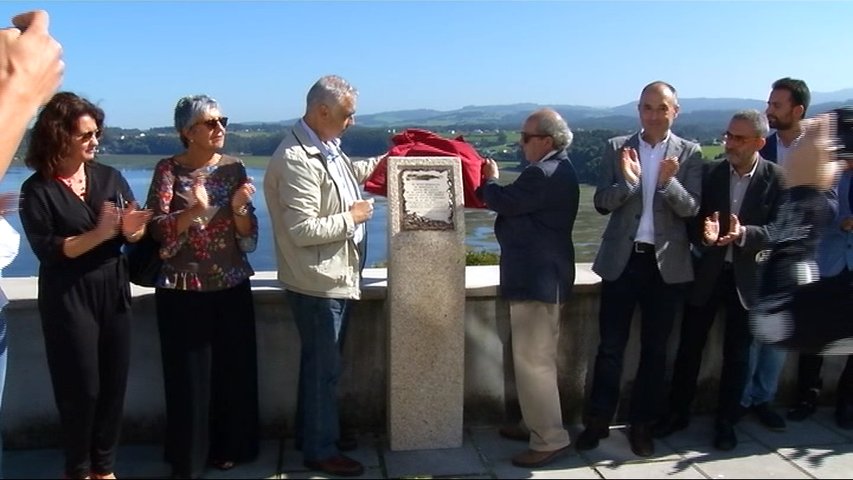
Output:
top-left (688, 157), bottom-right (785, 309)
top-left (592, 132), bottom-right (703, 284)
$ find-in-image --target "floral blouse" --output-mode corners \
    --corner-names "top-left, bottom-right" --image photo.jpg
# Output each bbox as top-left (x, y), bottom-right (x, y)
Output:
top-left (147, 154), bottom-right (257, 291)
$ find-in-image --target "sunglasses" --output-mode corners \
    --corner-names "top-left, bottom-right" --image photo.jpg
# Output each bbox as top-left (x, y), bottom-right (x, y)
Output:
top-left (75, 129), bottom-right (102, 142)
top-left (520, 132), bottom-right (550, 144)
top-left (195, 116), bottom-right (229, 129)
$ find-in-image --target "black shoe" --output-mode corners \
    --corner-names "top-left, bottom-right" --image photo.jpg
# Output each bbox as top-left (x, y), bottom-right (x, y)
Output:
top-left (652, 412), bottom-right (689, 438)
top-left (713, 419), bottom-right (737, 451)
top-left (787, 400), bottom-right (817, 421)
top-left (574, 417), bottom-right (609, 451)
top-left (628, 423), bottom-right (655, 457)
top-left (836, 403), bottom-right (853, 430)
top-left (752, 403), bottom-right (786, 431)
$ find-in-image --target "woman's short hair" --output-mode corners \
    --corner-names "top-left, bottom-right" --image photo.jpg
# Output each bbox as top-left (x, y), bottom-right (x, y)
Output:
top-left (174, 94), bottom-right (220, 148)
top-left (25, 91), bottom-right (105, 177)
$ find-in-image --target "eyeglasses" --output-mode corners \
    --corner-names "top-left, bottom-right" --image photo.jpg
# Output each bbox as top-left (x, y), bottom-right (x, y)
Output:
top-left (194, 116), bottom-right (228, 129)
top-left (520, 132), bottom-right (551, 144)
top-left (721, 131), bottom-right (756, 144)
top-left (75, 129), bottom-right (101, 142)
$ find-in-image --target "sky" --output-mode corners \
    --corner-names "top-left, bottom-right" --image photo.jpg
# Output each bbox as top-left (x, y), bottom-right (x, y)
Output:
top-left (4, 0), bottom-right (852, 129)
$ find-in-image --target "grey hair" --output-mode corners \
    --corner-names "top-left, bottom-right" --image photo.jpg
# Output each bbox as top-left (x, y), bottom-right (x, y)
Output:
top-left (533, 109), bottom-right (573, 150)
top-left (306, 75), bottom-right (358, 111)
top-left (731, 109), bottom-right (770, 138)
top-left (174, 94), bottom-right (220, 147)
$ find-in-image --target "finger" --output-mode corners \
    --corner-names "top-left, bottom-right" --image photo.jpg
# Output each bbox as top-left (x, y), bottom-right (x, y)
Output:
top-left (12, 9), bottom-right (48, 33)
top-left (711, 211), bottom-right (719, 222)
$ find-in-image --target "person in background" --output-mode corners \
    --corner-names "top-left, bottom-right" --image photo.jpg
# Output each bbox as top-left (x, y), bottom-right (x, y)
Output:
top-left (0, 10), bottom-right (63, 479)
top-left (146, 95), bottom-right (259, 479)
top-left (577, 81), bottom-right (703, 458)
top-left (19, 92), bottom-right (151, 480)
top-left (740, 77), bottom-right (811, 433)
top-left (0, 9), bottom-right (64, 180)
top-left (478, 108), bottom-right (580, 468)
top-left (264, 75), bottom-right (384, 477)
top-left (787, 153), bottom-right (853, 428)
top-left (653, 110), bottom-right (784, 451)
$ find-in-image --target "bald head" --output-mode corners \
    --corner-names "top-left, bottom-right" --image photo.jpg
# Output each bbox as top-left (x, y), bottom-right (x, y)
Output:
top-left (526, 108), bottom-right (573, 150)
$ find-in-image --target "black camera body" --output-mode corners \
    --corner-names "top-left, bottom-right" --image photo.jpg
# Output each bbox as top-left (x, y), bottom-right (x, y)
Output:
top-left (834, 106), bottom-right (853, 160)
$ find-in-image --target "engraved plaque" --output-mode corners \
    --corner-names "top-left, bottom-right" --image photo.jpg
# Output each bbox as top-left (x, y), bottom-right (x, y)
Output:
top-left (399, 168), bottom-right (454, 231)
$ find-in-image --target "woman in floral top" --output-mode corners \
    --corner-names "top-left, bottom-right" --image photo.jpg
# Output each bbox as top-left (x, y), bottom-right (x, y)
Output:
top-left (146, 95), bottom-right (259, 479)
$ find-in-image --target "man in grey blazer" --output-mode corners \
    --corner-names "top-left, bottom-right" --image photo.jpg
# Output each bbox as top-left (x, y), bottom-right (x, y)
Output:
top-left (653, 110), bottom-right (785, 451)
top-left (576, 81), bottom-right (703, 457)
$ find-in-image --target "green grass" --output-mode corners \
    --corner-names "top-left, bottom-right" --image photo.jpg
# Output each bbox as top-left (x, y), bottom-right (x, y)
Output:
top-left (702, 144), bottom-right (724, 160)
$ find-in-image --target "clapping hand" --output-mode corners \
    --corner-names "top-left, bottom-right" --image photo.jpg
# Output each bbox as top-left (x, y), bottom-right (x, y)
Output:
top-left (715, 213), bottom-right (742, 246)
top-left (190, 175), bottom-right (209, 211)
top-left (620, 147), bottom-right (641, 185)
top-left (703, 211), bottom-right (721, 245)
top-left (231, 177), bottom-right (256, 213)
top-left (120, 201), bottom-right (153, 239)
top-left (95, 201), bottom-right (121, 241)
top-left (658, 156), bottom-right (679, 188)
top-left (0, 192), bottom-right (20, 216)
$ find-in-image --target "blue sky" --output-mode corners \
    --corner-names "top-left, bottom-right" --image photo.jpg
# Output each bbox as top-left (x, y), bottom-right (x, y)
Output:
top-left (4, 0), bottom-right (852, 129)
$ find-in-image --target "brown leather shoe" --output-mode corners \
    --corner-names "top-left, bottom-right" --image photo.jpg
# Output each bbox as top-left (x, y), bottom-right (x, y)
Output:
top-left (499, 424), bottom-right (530, 442)
top-left (511, 445), bottom-right (571, 468)
top-left (304, 455), bottom-right (364, 477)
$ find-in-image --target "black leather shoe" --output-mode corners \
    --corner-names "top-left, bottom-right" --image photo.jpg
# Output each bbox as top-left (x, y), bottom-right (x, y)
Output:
top-left (713, 419), bottom-right (737, 451)
top-left (652, 412), bottom-right (689, 438)
top-left (752, 403), bottom-right (786, 431)
top-left (628, 423), bottom-right (654, 457)
top-left (787, 400), bottom-right (817, 421)
top-left (836, 403), bottom-right (853, 430)
top-left (574, 417), bottom-right (610, 451)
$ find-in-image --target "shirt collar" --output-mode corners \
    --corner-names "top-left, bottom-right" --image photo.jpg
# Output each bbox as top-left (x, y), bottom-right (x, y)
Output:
top-left (300, 118), bottom-right (341, 159)
top-left (729, 154), bottom-right (760, 179)
top-left (639, 130), bottom-right (671, 149)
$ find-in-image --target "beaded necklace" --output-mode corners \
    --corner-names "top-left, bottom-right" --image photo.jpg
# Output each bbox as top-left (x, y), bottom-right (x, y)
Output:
top-left (56, 165), bottom-right (87, 199)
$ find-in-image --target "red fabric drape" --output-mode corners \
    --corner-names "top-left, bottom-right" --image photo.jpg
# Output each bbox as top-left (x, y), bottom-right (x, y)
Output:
top-left (364, 128), bottom-right (487, 208)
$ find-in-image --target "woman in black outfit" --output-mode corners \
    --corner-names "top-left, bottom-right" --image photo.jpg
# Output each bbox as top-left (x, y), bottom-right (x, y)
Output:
top-left (19, 92), bottom-right (151, 480)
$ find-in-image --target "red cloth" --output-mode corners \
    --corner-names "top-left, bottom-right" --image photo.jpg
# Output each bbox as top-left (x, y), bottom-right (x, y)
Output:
top-left (364, 128), bottom-right (487, 208)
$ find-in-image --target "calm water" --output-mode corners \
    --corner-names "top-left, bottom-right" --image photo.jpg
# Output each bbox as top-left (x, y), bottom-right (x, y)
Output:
top-left (0, 166), bottom-right (606, 277)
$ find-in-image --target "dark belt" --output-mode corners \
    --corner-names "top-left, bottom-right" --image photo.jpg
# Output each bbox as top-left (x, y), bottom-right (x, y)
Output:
top-left (633, 242), bottom-right (655, 254)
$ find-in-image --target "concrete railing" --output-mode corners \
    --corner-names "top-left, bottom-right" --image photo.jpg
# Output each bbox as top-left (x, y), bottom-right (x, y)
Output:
top-left (0, 265), bottom-right (846, 449)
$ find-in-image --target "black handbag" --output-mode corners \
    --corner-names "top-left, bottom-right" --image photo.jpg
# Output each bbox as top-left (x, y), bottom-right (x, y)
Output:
top-left (125, 224), bottom-right (162, 288)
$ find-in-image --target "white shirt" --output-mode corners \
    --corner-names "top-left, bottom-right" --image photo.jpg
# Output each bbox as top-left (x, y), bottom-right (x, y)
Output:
top-left (300, 119), bottom-right (365, 245)
top-left (634, 131), bottom-right (671, 245)
top-left (725, 157), bottom-right (759, 262)
top-left (0, 217), bottom-right (21, 310)
top-left (774, 131), bottom-right (803, 166)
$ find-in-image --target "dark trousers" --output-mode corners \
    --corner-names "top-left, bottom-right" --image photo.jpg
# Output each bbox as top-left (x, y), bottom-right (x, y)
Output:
top-left (287, 290), bottom-right (350, 462)
top-left (669, 268), bottom-right (752, 422)
top-left (39, 265), bottom-right (131, 478)
top-left (587, 251), bottom-right (685, 424)
top-left (156, 280), bottom-right (259, 478)
top-left (795, 353), bottom-right (853, 406)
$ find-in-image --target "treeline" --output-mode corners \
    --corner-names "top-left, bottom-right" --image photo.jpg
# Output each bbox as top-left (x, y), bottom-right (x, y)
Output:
top-left (12, 123), bottom-right (712, 186)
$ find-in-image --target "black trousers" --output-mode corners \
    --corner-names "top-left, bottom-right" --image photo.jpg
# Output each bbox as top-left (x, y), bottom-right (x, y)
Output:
top-left (39, 263), bottom-right (131, 478)
top-left (155, 279), bottom-right (259, 478)
top-left (587, 251), bottom-right (686, 424)
top-left (669, 268), bottom-right (752, 422)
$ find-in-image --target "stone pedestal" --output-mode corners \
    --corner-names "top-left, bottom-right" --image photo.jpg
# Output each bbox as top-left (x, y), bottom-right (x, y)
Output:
top-left (386, 156), bottom-right (466, 450)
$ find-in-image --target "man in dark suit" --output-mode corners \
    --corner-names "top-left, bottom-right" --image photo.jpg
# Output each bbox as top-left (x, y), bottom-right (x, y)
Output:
top-left (477, 108), bottom-right (580, 468)
top-left (576, 81), bottom-right (703, 457)
top-left (653, 110), bottom-right (785, 450)
top-left (759, 77), bottom-right (811, 167)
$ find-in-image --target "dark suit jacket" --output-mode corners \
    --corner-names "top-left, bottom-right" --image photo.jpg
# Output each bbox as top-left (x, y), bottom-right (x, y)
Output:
top-left (759, 134), bottom-right (777, 163)
top-left (592, 132), bottom-right (703, 283)
top-left (688, 157), bottom-right (785, 308)
top-left (476, 150), bottom-right (580, 303)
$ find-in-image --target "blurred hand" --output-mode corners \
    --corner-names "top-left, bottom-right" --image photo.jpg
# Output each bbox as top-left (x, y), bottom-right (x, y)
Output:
top-left (190, 176), bottom-right (209, 211)
top-left (121, 204), bottom-right (153, 238)
top-left (620, 147), bottom-right (641, 185)
top-left (350, 198), bottom-right (374, 224)
top-left (841, 216), bottom-right (853, 232)
top-left (95, 201), bottom-right (121, 241)
top-left (784, 113), bottom-right (842, 190)
top-left (0, 10), bottom-right (64, 108)
top-left (0, 191), bottom-right (20, 215)
top-left (658, 156), bottom-right (679, 188)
